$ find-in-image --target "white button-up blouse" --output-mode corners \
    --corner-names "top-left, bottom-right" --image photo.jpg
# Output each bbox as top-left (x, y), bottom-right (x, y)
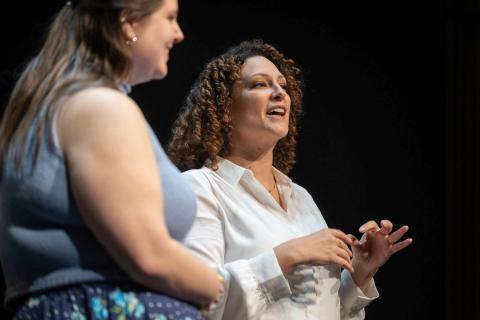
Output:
top-left (183, 158), bottom-right (379, 320)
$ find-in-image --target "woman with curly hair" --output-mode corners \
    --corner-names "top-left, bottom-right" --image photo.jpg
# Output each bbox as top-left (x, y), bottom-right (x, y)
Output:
top-left (168, 40), bottom-right (412, 320)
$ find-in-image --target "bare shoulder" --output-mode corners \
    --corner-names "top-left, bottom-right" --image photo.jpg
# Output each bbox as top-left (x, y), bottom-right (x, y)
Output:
top-left (58, 87), bottom-right (148, 153)
top-left (61, 87), bottom-right (142, 124)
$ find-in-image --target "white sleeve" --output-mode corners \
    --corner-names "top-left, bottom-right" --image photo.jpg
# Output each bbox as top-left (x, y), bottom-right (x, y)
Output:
top-left (298, 186), bottom-right (379, 319)
top-left (339, 270), bottom-right (379, 320)
top-left (183, 171), bottom-right (291, 320)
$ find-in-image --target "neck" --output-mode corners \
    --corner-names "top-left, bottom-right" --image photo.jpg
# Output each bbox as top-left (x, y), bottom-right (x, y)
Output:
top-left (226, 146), bottom-right (275, 188)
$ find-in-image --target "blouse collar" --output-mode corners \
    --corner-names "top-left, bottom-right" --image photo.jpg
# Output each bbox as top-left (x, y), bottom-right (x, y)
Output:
top-left (213, 157), bottom-right (292, 188)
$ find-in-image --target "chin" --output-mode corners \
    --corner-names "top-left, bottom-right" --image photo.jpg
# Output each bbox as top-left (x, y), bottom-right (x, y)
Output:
top-left (154, 72), bottom-right (168, 80)
top-left (154, 65), bottom-right (168, 80)
top-left (278, 133), bottom-right (288, 141)
top-left (278, 127), bottom-right (289, 138)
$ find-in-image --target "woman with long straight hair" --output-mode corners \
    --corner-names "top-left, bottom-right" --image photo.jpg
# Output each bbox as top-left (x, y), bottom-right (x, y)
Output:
top-left (0, 1), bottom-right (223, 319)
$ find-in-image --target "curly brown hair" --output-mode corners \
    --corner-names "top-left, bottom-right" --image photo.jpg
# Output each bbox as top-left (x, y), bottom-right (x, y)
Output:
top-left (168, 39), bottom-right (303, 174)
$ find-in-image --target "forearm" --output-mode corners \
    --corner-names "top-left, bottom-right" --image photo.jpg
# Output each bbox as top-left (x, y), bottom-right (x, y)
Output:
top-left (273, 239), bottom-right (302, 276)
top-left (130, 239), bottom-right (220, 306)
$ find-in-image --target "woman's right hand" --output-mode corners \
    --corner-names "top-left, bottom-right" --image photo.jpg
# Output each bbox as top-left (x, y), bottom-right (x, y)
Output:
top-left (199, 272), bottom-right (225, 315)
top-left (274, 228), bottom-right (354, 276)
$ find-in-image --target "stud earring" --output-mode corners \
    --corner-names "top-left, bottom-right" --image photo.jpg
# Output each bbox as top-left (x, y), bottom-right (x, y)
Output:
top-left (126, 34), bottom-right (138, 46)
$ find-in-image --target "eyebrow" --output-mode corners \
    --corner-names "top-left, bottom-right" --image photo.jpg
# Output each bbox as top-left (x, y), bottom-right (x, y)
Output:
top-left (248, 73), bottom-right (286, 81)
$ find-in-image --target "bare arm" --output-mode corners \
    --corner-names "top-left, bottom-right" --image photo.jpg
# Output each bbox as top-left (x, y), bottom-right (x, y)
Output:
top-left (58, 88), bottom-right (222, 305)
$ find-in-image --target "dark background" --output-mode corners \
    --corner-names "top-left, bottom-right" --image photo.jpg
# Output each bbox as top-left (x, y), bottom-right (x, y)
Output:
top-left (1, 0), bottom-right (478, 319)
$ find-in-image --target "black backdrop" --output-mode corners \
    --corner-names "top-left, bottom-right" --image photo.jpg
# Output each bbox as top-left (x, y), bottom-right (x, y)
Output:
top-left (1, 0), bottom-right (478, 319)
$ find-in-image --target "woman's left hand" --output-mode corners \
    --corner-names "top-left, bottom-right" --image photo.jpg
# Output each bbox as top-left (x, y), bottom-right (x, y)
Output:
top-left (350, 220), bottom-right (413, 292)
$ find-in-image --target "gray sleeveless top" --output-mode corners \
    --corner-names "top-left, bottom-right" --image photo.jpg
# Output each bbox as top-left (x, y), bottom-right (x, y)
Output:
top-left (0, 99), bottom-right (197, 305)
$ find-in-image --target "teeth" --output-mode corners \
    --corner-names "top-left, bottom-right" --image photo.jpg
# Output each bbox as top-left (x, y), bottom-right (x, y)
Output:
top-left (267, 108), bottom-right (286, 116)
top-left (273, 108), bottom-right (284, 114)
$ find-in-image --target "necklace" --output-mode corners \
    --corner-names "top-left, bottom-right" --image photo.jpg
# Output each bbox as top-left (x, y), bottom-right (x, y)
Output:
top-left (267, 173), bottom-right (278, 193)
top-left (270, 173), bottom-right (285, 209)
top-left (264, 171), bottom-right (285, 210)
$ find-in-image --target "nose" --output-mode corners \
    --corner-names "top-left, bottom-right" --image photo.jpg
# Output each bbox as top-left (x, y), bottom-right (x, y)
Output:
top-left (272, 83), bottom-right (287, 101)
top-left (174, 22), bottom-right (184, 44)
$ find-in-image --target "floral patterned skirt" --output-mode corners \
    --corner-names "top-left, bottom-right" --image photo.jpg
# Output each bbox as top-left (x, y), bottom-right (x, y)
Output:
top-left (13, 283), bottom-right (203, 320)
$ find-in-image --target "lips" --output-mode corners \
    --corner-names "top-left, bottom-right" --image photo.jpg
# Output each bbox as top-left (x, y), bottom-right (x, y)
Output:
top-left (266, 105), bottom-right (287, 117)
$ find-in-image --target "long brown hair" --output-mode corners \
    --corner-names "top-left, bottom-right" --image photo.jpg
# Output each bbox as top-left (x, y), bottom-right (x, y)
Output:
top-left (0, 0), bottom-right (164, 174)
top-left (168, 39), bottom-right (304, 174)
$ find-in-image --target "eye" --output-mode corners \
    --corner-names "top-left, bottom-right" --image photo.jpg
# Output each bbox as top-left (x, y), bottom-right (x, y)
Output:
top-left (253, 82), bottom-right (267, 88)
top-left (168, 12), bottom-right (178, 21)
top-left (280, 83), bottom-right (288, 90)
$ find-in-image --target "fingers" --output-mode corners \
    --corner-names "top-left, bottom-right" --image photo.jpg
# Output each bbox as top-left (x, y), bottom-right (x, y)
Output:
top-left (310, 229), bottom-right (354, 271)
top-left (332, 254), bottom-right (354, 273)
top-left (359, 220), bottom-right (380, 233)
top-left (336, 239), bottom-right (353, 258)
top-left (330, 229), bottom-right (353, 245)
top-left (391, 238), bottom-right (413, 254)
top-left (379, 220), bottom-right (393, 235)
top-left (388, 225), bottom-right (409, 244)
top-left (348, 234), bottom-right (361, 246)
top-left (359, 219), bottom-right (393, 237)
top-left (335, 245), bottom-right (352, 263)
top-left (326, 229), bottom-right (354, 258)
top-left (348, 234), bottom-right (368, 250)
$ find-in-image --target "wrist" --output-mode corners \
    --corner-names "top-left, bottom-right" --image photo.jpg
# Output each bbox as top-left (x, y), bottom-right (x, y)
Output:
top-left (274, 240), bottom-right (301, 275)
top-left (350, 263), bottom-right (377, 292)
top-left (200, 271), bottom-right (225, 315)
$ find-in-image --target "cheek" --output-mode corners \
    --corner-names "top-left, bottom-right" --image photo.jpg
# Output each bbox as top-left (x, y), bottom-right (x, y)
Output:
top-left (142, 25), bottom-right (168, 49)
top-left (230, 92), bottom-right (268, 125)
top-left (242, 99), bottom-right (266, 123)
top-left (286, 99), bottom-right (292, 117)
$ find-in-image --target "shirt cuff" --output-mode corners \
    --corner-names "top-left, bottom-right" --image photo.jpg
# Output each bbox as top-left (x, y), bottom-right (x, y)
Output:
top-left (249, 249), bottom-right (292, 304)
top-left (339, 270), bottom-right (379, 312)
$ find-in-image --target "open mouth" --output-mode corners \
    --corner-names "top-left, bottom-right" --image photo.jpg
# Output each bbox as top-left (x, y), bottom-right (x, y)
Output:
top-left (267, 106), bottom-right (287, 117)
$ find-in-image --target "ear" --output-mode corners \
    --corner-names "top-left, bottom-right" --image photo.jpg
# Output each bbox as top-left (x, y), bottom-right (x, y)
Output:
top-left (120, 10), bottom-right (135, 40)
